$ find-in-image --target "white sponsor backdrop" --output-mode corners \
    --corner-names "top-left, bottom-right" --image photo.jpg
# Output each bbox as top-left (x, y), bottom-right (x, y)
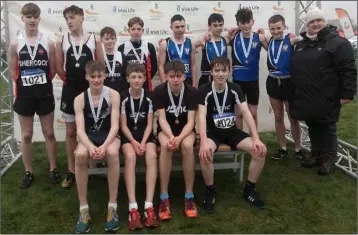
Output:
top-left (7, 1), bottom-right (294, 142)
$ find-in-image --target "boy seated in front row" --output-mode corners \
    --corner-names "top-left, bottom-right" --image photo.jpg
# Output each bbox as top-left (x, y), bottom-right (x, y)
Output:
top-left (152, 60), bottom-right (198, 220)
top-left (197, 56), bottom-right (267, 213)
top-left (120, 63), bottom-right (159, 230)
top-left (73, 60), bottom-right (121, 234)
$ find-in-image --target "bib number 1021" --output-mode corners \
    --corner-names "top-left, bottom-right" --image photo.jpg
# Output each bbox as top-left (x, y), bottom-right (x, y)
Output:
top-left (21, 73), bottom-right (46, 86)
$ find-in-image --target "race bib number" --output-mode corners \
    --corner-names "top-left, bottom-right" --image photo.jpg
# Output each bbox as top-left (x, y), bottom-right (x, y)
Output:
top-left (213, 113), bottom-right (236, 129)
top-left (21, 69), bottom-right (47, 87)
top-left (184, 64), bottom-right (189, 73)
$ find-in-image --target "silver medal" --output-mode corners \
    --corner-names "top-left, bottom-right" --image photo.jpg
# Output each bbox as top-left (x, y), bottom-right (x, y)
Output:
top-left (70, 33), bottom-right (84, 69)
top-left (239, 32), bottom-right (253, 65)
top-left (268, 36), bottom-right (285, 70)
top-left (88, 87), bottom-right (106, 130)
top-left (129, 88), bottom-right (144, 131)
top-left (212, 82), bottom-right (228, 118)
top-left (167, 84), bottom-right (184, 124)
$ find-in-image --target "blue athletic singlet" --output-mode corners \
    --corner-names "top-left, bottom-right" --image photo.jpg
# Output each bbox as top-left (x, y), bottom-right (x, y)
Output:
top-left (166, 37), bottom-right (192, 79)
top-left (201, 37), bottom-right (228, 75)
top-left (232, 32), bottom-right (261, 82)
top-left (267, 34), bottom-right (292, 76)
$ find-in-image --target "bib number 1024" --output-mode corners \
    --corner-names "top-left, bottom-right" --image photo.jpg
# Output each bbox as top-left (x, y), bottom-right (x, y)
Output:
top-left (213, 114), bottom-right (236, 129)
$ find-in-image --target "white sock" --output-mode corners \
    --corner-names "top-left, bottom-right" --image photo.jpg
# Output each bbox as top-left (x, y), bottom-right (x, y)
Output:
top-left (295, 148), bottom-right (301, 153)
top-left (129, 202), bottom-right (138, 211)
top-left (80, 204), bottom-right (89, 212)
top-left (281, 146), bottom-right (287, 151)
top-left (144, 201), bottom-right (153, 210)
top-left (108, 202), bottom-right (117, 210)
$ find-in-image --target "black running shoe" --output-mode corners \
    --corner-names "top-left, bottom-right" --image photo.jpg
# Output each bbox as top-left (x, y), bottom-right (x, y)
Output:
top-left (49, 168), bottom-right (61, 184)
top-left (21, 171), bottom-right (34, 188)
top-left (203, 186), bottom-right (216, 213)
top-left (295, 149), bottom-right (306, 160)
top-left (61, 171), bottom-right (75, 188)
top-left (243, 187), bottom-right (265, 209)
top-left (271, 148), bottom-right (288, 160)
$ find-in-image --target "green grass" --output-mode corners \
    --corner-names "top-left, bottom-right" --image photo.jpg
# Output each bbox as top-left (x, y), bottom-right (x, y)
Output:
top-left (337, 99), bottom-right (357, 146)
top-left (1, 62), bottom-right (356, 233)
top-left (1, 129), bottom-right (357, 233)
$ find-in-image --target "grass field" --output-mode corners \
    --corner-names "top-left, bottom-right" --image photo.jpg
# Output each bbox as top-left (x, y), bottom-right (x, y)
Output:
top-left (1, 100), bottom-right (356, 234)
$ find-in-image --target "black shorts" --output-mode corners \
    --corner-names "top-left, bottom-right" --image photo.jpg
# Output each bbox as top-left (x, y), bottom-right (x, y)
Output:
top-left (13, 96), bottom-right (55, 116)
top-left (121, 133), bottom-right (157, 145)
top-left (266, 76), bottom-right (291, 101)
top-left (156, 130), bottom-right (196, 147)
top-left (233, 80), bottom-right (260, 105)
top-left (87, 129), bottom-right (121, 147)
top-left (60, 84), bottom-right (84, 115)
top-left (207, 128), bottom-right (250, 151)
top-left (199, 74), bottom-right (211, 87)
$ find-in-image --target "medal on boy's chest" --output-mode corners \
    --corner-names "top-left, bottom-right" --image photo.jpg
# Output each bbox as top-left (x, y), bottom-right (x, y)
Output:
top-left (175, 119), bottom-right (180, 124)
top-left (129, 88), bottom-right (144, 132)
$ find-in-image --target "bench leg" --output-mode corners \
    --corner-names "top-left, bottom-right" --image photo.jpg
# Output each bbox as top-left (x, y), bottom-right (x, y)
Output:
top-left (239, 152), bottom-right (244, 183)
top-left (233, 153), bottom-right (237, 173)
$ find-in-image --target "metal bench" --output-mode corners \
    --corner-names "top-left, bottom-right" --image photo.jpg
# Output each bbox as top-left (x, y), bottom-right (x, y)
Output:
top-left (88, 134), bottom-right (245, 182)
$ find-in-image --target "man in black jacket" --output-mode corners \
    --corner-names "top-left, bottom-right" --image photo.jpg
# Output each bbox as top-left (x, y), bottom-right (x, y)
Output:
top-left (289, 7), bottom-right (356, 175)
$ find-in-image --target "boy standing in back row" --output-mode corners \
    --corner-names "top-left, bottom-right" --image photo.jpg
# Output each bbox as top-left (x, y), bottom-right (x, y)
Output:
top-left (229, 8), bottom-right (268, 130)
top-left (118, 17), bottom-right (158, 91)
top-left (55, 5), bottom-right (104, 188)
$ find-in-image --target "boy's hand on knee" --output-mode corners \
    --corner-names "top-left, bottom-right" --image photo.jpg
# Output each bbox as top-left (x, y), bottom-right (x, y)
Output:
top-left (252, 138), bottom-right (267, 158)
top-left (199, 143), bottom-right (213, 163)
top-left (131, 140), bottom-right (143, 156)
top-left (97, 146), bottom-right (106, 159)
top-left (89, 146), bottom-right (99, 159)
top-left (139, 141), bottom-right (146, 154)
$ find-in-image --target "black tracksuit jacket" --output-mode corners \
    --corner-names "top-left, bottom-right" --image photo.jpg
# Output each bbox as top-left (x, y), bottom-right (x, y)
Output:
top-left (289, 25), bottom-right (357, 123)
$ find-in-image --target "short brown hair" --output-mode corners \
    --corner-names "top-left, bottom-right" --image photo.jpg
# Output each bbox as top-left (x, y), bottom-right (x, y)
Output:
top-left (85, 60), bottom-right (105, 75)
top-left (100, 27), bottom-right (116, 38)
top-left (63, 5), bottom-right (84, 18)
top-left (268, 15), bottom-right (285, 25)
top-left (235, 8), bottom-right (253, 24)
top-left (164, 60), bottom-right (185, 75)
top-left (126, 62), bottom-right (146, 77)
top-left (21, 3), bottom-right (41, 18)
top-left (128, 17), bottom-right (144, 28)
top-left (210, 56), bottom-right (230, 71)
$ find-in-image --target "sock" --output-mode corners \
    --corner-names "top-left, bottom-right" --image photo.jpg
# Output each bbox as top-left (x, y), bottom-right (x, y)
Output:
top-left (108, 202), bottom-right (117, 210)
top-left (160, 193), bottom-right (169, 200)
top-left (144, 201), bottom-right (153, 210)
top-left (206, 184), bottom-right (216, 191)
top-left (295, 148), bottom-right (301, 153)
top-left (129, 202), bottom-right (138, 211)
top-left (245, 180), bottom-right (256, 191)
top-left (281, 146), bottom-right (287, 151)
top-left (80, 204), bottom-right (89, 212)
top-left (185, 192), bottom-right (194, 199)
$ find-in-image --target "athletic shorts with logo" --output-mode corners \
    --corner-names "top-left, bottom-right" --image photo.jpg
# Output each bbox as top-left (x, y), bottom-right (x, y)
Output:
top-left (266, 76), bottom-right (291, 101)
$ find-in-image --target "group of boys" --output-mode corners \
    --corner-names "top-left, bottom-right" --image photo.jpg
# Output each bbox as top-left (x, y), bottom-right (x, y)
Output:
top-left (9, 3), bottom-right (306, 234)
